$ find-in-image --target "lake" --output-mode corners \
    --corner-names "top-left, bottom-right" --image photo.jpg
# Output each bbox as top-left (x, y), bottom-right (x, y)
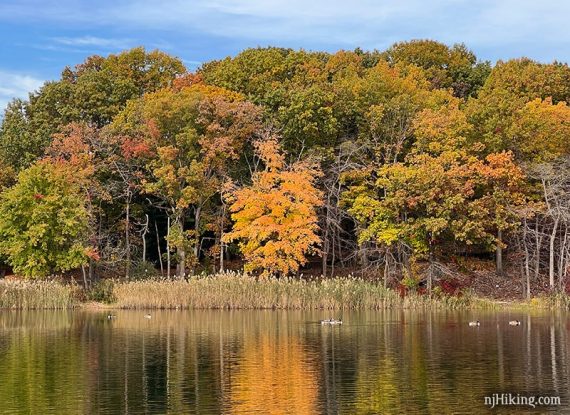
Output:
top-left (0, 309), bottom-right (569, 414)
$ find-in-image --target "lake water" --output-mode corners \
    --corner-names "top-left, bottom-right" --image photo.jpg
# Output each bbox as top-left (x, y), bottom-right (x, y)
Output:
top-left (0, 309), bottom-right (569, 414)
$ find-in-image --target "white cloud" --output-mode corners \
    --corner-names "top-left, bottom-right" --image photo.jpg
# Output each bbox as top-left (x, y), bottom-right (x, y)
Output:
top-left (0, 70), bottom-right (44, 113)
top-left (51, 35), bottom-right (133, 50)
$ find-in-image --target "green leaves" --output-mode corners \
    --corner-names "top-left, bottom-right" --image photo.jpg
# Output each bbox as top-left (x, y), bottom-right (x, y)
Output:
top-left (0, 162), bottom-right (90, 277)
top-left (0, 47), bottom-right (186, 173)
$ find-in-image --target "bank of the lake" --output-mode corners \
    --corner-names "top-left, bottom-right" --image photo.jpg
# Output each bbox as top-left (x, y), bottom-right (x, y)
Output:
top-left (2, 272), bottom-right (570, 311)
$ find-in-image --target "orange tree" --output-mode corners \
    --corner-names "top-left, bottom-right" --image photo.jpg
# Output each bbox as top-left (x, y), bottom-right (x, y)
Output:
top-left (224, 135), bottom-right (322, 277)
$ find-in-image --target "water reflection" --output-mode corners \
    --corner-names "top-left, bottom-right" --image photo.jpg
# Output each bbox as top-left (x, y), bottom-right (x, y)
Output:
top-left (0, 310), bottom-right (569, 414)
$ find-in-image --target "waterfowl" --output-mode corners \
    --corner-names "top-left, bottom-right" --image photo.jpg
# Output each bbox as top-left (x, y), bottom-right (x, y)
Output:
top-left (107, 314), bottom-right (116, 320)
top-left (509, 320), bottom-right (521, 326)
top-left (144, 314), bottom-right (152, 319)
top-left (468, 321), bottom-right (480, 327)
top-left (320, 319), bottom-right (342, 325)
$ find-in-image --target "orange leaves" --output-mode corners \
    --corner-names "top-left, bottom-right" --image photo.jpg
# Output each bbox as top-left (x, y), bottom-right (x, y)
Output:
top-left (172, 72), bottom-right (203, 90)
top-left (412, 99), bottom-right (472, 154)
top-left (84, 246), bottom-right (101, 261)
top-left (224, 136), bottom-right (322, 277)
top-left (47, 123), bottom-right (93, 167)
top-left (197, 95), bottom-right (261, 168)
top-left (121, 137), bottom-right (152, 160)
top-left (472, 151), bottom-right (524, 187)
top-left (44, 122), bottom-right (98, 189)
top-left (347, 135), bottom-right (530, 257)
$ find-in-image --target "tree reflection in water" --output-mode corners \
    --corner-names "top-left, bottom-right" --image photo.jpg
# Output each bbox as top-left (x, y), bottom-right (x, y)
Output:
top-left (0, 309), bottom-right (568, 414)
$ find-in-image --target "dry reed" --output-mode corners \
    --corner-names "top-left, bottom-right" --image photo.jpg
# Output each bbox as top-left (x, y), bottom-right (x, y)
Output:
top-left (112, 271), bottom-right (474, 310)
top-left (0, 280), bottom-right (78, 309)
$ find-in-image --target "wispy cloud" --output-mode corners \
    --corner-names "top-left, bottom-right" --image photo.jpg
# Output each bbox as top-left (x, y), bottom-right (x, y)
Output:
top-left (0, 70), bottom-right (44, 112)
top-left (1, 0), bottom-right (570, 64)
top-left (51, 35), bottom-right (133, 50)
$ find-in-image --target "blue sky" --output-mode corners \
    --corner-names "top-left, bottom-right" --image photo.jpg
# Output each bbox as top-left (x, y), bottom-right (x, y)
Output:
top-left (1, 0), bottom-right (570, 111)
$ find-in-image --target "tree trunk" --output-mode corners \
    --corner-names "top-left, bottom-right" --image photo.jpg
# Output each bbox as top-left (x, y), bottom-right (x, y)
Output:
top-left (125, 189), bottom-right (131, 279)
top-left (155, 221), bottom-right (164, 277)
top-left (535, 217), bottom-right (541, 280)
top-left (167, 216), bottom-right (171, 279)
top-left (142, 214), bottom-right (149, 263)
top-left (523, 217), bottom-right (531, 300)
top-left (193, 206), bottom-right (201, 270)
top-left (322, 238), bottom-right (328, 278)
top-left (496, 229), bottom-right (504, 276)
top-left (177, 216), bottom-right (186, 278)
top-left (383, 251), bottom-right (389, 289)
top-left (89, 259), bottom-right (95, 284)
top-left (428, 247), bottom-right (433, 293)
top-left (559, 224), bottom-right (568, 292)
top-left (81, 265), bottom-right (88, 289)
top-left (219, 204), bottom-right (225, 273)
top-left (549, 217), bottom-right (559, 290)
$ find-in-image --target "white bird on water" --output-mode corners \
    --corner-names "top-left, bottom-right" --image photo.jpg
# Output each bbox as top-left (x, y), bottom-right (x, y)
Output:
top-left (144, 314), bottom-right (152, 319)
top-left (468, 320), bottom-right (480, 327)
top-left (321, 319), bottom-right (342, 325)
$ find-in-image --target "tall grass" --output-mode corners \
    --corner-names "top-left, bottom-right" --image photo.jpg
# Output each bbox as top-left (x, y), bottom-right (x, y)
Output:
top-left (112, 271), bottom-right (474, 310)
top-left (531, 292), bottom-right (570, 310)
top-left (0, 280), bottom-right (78, 309)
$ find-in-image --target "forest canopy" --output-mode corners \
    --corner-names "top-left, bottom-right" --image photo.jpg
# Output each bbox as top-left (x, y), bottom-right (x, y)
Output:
top-left (1, 41), bottom-right (569, 297)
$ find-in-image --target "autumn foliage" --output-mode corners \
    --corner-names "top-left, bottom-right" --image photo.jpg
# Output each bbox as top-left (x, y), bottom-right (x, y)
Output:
top-left (224, 136), bottom-right (322, 277)
top-left (1, 43), bottom-right (570, 291)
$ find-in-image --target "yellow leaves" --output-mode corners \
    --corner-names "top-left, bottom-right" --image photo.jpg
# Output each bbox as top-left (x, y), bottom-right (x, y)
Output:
top-left (346, 131), bottom-right (530, 256)
top-left (509, 97), bottom-right (570, 161)
top-left (254, 135), bottom-right (285, 171)
top-left (412, 98), bottom-right (472, 154)
top-left (224, 137), bottom-right (322, 277)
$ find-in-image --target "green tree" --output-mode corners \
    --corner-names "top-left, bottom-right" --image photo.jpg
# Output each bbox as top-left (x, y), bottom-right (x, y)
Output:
top-left (344, 102), bottom-right (527, 287)
top-left (0, 161), bottom-right (90, 277)
top-left (466, 58), bottom-right (570, 154)
top-left (0, 47), bottom-right (186, 172)
top-left (508, 97), bottom-right (570, 162)
top-left (383, 39), bottom-right (491, 98)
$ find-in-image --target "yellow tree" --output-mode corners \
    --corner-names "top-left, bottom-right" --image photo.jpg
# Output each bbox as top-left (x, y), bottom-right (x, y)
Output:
top-left (224, 135), bottom-right (322, 277)
top-left (508, 97), bottom-right (570, 162)
top-left (345, 100), bottom-right (529, 287)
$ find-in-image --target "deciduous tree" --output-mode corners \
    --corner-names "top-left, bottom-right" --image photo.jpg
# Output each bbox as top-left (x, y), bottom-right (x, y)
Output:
top-left (0, 161), bottom-right (90, 277)
top-left (224, 135), bottom-right (322, 277)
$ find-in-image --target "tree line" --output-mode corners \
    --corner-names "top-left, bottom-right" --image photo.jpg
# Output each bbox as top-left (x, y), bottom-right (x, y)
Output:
top-left (1, 41), bottom-right (569, 296)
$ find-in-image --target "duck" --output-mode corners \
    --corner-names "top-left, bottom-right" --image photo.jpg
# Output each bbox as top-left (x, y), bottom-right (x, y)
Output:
top-left (468, 321), bottom-right (480, 327)
top-left (107, 314), bottom-right (116, 320)
top-left (320, 319), bottom-right (342, 325)
top-left (508, 320), bottom-right (521, 326)
top-left (144, 314), bottom-right (152, 319)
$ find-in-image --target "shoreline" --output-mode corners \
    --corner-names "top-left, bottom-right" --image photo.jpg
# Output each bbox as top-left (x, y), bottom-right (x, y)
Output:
top-left (1, 273), bottom-right (569, 311)
top-left (74, 298), bottom-right (570, 311)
